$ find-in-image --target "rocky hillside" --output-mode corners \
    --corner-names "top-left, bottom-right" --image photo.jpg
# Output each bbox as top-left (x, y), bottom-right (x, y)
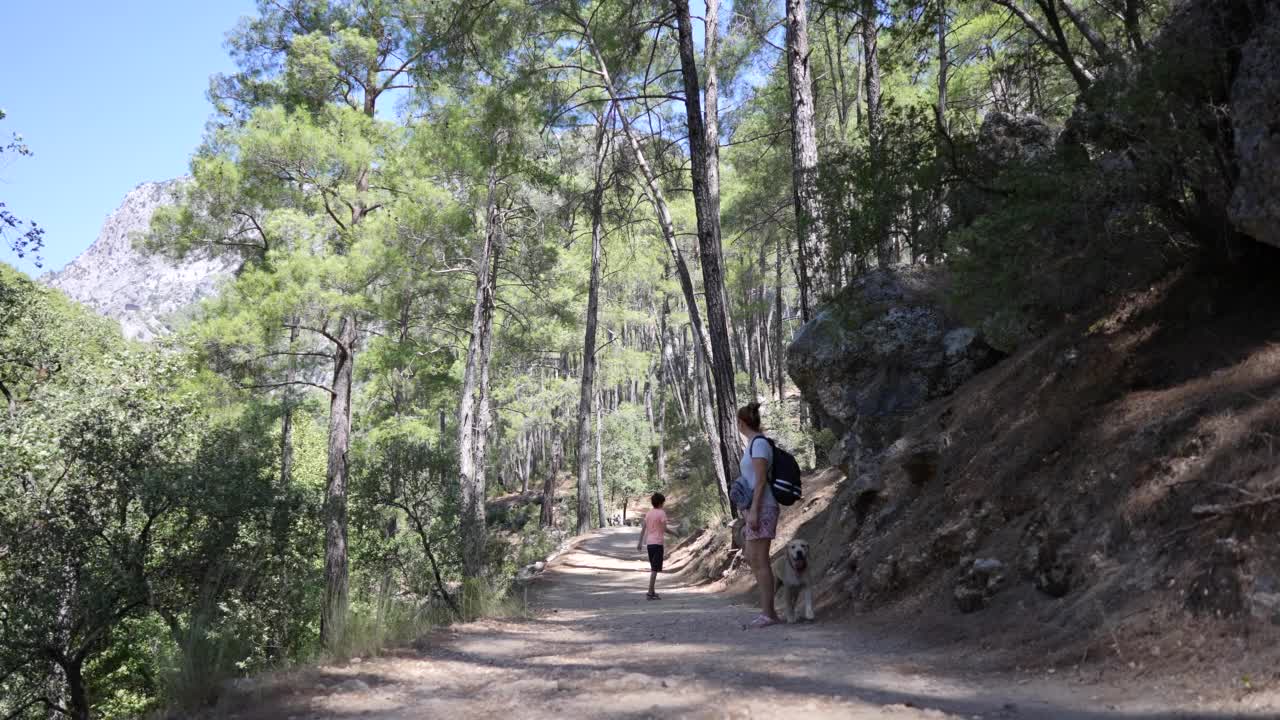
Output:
top-left (41, 179), bottom-right (235, 341)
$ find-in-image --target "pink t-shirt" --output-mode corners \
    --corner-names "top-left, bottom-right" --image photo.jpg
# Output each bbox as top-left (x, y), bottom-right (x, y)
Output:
top-left (643, 508), bottom-right (668, 546)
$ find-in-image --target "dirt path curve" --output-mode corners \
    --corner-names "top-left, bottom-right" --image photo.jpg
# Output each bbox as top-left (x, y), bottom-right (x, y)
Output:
top-left (263, 529), bottom-right (1257, 720)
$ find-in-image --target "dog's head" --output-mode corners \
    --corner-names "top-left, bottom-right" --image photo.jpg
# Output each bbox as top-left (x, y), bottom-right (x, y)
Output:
top-left (786, 539), bottom-right (810, 573)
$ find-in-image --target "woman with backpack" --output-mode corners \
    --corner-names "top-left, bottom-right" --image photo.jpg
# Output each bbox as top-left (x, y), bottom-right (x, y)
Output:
top-left (737, 402), bottom-right (782, 628)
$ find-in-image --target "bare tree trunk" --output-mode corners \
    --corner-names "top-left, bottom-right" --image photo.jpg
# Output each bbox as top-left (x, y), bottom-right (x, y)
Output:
top-left (937, 0), bottom-right (948, 133)
top-left (656, 356), bottom-right (668, 487)
top-left (594, 394), bottom-right (606, 527)
top-left (279, 325), bottom-right (296, 494)
top-left (521, 435), bottom-right (533, 494)
top-left (273, 322), bottom-right (298, 560)
top-left (585, 30), bottom-right (729, 512)
top-left (862, 0), bottom-right (891, 268)
top-left (745, 278), bottom-right (759, 399)
top-left (673, 0), bottom-right (741, 493)
top-left (853, 33), bottom-right (864, 129)
top-left (458, 170), bottom-right (503, 582)
top-left (787, 0), bottom-right (829, 304)
top-left (644, 380), bottom-right (654, 432)
top-left (63, 659), bottom-right (88, 720)
top-left (705, 0), bottom-right (722, 224)
top-left (321, 316), bottom-right (356, 652)
top-left (775, 234), bottom-right (786, 401)
top-left (575, 120), bottom-right (608, 536)
top-left (1122, 0), bottom-right (1145, 51)
top-left (658, 283), bottom-right (686, 429)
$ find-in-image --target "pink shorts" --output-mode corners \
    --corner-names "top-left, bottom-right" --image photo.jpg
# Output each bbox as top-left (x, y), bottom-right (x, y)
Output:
top-left (745, 503), bottom-right (780, 541)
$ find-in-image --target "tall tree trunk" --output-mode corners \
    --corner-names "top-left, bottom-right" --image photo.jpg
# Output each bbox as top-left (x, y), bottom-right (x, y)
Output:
top-left (458, 171), bottom-right (502, 581)
top-left (64, 659), bottom-right (88, 720)
top-left (586, 31), bottom-right (729, 513)
top-left (862, 0), bottom-right (891, 268)
top-left (787, 0), bottom-right (829, 305)
top-left (575, 121), bottom-right (608, 536)
top-left (321, 316), bottom-right (356, 652)
top-left (937, 0), bottom-right (948, 133)
top-left (1122, 0), bottom-right (1145, 52)
top-left (656, 302), bottom-right (669, 484)
top-left (272, 322), bottom-right (298, 562)
top-left (594, 394), bottom-right (606, 527)
top-left (704, 0), bottom-right (725, 260)
top-left (672, 0), bottom-right (740, 490)
top-left (659, 285), bottom-right (687, 426)
top-left (522, 435), bottom-right (533, 494)
top-left (853, 33), bottom-right (864, 129)
top-left (745, 278), bottom-right (759, 399)
top-left (775, 234), bottom-right (787, 402)
top-left (279, 324), bottom-right (297, 498)
top-left (644, 380), bottom-right (654, 432)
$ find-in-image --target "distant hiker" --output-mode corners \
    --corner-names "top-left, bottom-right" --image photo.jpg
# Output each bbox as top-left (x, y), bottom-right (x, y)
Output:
top-left (637, 492), bottom-right (673, 600)
top-left (735, 402), bottom-right (781, 628)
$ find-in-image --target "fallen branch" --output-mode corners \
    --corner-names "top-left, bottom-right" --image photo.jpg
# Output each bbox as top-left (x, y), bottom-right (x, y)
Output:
top-left (1191, 494), bottom-right (1280, 518)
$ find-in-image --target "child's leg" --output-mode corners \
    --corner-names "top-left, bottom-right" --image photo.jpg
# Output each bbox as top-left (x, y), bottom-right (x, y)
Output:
top-left (649, 570), bottom-right (657, 594)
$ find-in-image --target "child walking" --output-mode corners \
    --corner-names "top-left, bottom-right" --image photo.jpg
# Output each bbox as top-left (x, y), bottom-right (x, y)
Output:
top-left (637, 493), bottom-right (671, 600)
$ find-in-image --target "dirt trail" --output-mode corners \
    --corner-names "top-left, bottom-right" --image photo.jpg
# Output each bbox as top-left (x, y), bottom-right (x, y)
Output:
top-left (230, 529), bottom-right (1267, 719)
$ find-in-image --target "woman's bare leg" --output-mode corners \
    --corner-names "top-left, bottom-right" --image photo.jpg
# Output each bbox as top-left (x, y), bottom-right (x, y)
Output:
top-left (749, 538), bottom-right (779, 620)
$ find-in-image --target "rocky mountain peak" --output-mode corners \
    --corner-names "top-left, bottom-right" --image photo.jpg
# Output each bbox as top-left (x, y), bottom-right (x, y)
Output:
top-left (41, 179), bottom-right (237, 341)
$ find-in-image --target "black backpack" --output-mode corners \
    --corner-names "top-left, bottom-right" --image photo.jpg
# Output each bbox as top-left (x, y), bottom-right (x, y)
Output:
top-left (751, 436), bottom-right (803, 506)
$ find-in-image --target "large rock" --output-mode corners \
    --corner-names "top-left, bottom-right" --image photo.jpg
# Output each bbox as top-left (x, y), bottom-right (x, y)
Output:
top-left (978, 112), bottom-right (1054, 167)
top-left (1228, 7), bottom-right (1280, 248)
top-left (787, 267), bottom-right (1001, 468)
top-left (952, 112), bottom-right (1057, 227)
top-left (41, 179), bottom-right (237, 342)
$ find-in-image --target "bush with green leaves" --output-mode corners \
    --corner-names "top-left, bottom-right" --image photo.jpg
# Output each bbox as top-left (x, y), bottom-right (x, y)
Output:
top-left (600, 404), bottom-right (657, 517)
top-left (0, 265), bottom-right (307, 719)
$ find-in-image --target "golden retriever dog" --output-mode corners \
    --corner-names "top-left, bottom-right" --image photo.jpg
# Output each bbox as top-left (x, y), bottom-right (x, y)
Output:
top-left (772, 539), bottom-right (815, 623)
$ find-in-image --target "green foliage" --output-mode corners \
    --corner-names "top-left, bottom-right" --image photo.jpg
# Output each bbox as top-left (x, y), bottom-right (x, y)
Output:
top-left (600, 404), bottom-right (656, 510)
top-left (820, 102), bottom-right (945, 271)
top-left (4, 0), bottom-right (1211, 714)
top-left (0, 111), bottom-right (44, 267)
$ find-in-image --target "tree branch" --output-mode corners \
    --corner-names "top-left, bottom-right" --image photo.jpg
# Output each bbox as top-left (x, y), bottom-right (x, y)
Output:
top-left (1192, 494), bottom-right (1280, 518)
top-left (241, 380), bottom-right (336, 397)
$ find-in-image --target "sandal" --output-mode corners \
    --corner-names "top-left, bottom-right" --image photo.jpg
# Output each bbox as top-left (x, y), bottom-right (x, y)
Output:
top-left (745, 614), bottom-right (780, 629)
top-left (647, 592), bottom-right (661, 600)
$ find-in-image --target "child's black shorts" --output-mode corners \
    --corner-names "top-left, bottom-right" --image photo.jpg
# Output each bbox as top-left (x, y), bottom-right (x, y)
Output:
top-left (647, 544), bottom-right (664, 572)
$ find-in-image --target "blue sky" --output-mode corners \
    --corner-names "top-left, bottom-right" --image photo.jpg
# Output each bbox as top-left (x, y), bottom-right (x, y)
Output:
top-left (1, 0), bottom-right (257, 276)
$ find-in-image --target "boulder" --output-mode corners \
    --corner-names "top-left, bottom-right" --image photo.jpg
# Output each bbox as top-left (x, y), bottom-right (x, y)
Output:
top-left (952, 113), bottom-right (1058, 226)
top-left (1228, 7), bottom-right (1280, 248)
top-left (787, 267), bottom-right (1002, 467)
top-left (977, 112), bottom-right (1055, 167)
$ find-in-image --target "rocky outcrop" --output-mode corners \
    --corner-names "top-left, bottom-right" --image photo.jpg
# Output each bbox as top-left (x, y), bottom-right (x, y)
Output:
top-left (1228, 7), bottom-right (1280, 248)
top-left (952, 112), bottom-right (1058, 229)
top-left (787, 267), bottom-right (1002, 472)
top-left (41, 179), bottom-right (236, 342)
top-left (977, 112), bottom-right (1054, 167)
